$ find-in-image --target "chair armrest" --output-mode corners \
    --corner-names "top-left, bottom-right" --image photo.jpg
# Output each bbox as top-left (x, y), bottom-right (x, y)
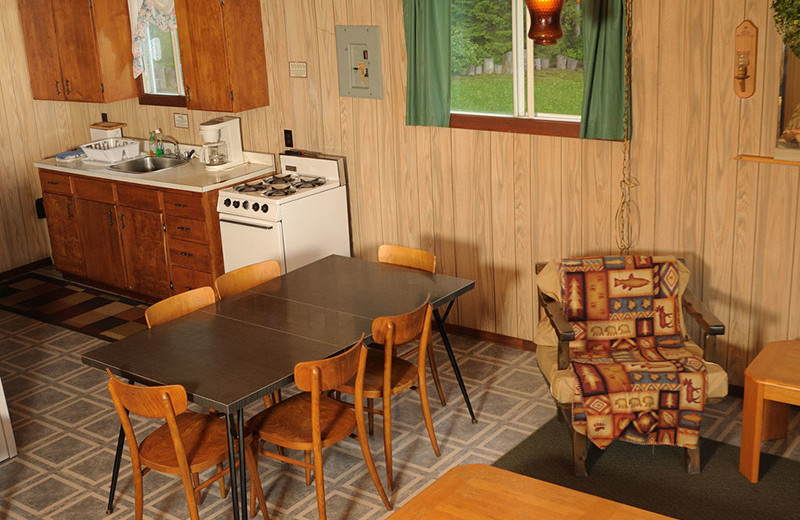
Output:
top-left (543, 300), bottom-right (574, 370)
top-left (682, 290), bottom-right (725, 336)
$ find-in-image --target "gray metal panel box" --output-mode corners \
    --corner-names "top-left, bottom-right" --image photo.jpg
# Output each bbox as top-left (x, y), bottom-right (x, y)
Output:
top-left (335, 25), bottom-right (383, 99)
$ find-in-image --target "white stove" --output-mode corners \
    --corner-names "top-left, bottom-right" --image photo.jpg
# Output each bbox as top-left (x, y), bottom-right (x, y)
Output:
top-left (217, 153), bottom-right (351, 274)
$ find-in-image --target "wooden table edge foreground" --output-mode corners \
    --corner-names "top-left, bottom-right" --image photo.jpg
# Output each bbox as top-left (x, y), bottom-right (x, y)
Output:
top-left (388, 464), bottom-right (674, 519)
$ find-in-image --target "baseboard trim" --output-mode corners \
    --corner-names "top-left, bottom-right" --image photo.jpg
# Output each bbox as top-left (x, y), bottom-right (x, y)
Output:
top-left (0, 258), bottom-right (52, 282)
top-left (445, 324), bottom-right (536, 352)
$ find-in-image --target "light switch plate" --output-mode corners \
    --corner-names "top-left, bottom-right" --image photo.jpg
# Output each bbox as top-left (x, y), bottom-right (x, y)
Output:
top-left (173, 113), bottom-right (189, 128)
top-left (335, 25), bottom-right (382, 99)
top-left (290, 62), bottom-right (308, 78)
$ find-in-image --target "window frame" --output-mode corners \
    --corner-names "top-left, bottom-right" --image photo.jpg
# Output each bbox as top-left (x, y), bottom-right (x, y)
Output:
top-left (132, 2), bottom-right (187, 108)
top-left (449, 0), bottom-right (582, 138)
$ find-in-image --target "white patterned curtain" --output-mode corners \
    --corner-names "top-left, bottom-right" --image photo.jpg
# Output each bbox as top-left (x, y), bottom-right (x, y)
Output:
top-left (130, 0), bottom-right (177, 79)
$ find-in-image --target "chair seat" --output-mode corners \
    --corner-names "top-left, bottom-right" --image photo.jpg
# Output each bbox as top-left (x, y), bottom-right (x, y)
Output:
top-left (246, 392), bottom-right (356, 450)
top-left (536, 340), bottom-right (729, 404)
top-left (337, 348), bottom-right (418, 398)
top-left (139, 411), bottom-right (231, 474)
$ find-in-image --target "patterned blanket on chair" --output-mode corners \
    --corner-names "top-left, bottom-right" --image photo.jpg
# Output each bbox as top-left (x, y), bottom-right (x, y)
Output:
top-left (560, 256), bottom-right (707, 449)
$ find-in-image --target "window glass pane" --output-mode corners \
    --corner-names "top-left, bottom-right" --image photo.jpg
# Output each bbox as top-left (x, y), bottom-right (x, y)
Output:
top-left (530, 1), bottom-right (583, 116)
top-left (141, 23), bottom-right (184, 96)
top-left (451, 0), bottom-right (514, 115)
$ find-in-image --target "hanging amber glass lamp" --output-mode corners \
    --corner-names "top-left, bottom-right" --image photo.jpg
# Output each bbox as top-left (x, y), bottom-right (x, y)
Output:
top-left (525, 0), bottom-right (565, 45)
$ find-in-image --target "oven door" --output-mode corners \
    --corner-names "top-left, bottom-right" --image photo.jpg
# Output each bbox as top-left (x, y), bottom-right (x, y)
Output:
top-left (219, 214), bottom-right (285, 274)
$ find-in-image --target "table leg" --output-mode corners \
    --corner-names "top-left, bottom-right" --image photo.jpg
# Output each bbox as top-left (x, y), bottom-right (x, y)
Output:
top-left (225, 414), bottom-right (241, 520)
top-left (106, 424), bottom-right (125, 514)
top-left (433, 306), bottom-right (477, 423)
top-left (739, 373), bottom-right (764, 483)
top-left (762, 400), bottom-right (791, 440)
top-left (237, 409), bottom-right (248, 520)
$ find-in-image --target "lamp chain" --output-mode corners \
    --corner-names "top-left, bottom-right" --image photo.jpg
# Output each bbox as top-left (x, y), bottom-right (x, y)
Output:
top-left (615, 0), bottom-right (637, 255)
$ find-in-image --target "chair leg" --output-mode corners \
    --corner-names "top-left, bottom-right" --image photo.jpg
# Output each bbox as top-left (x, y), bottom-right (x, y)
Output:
top-left (245, 437), bottom-right (270, 519)
top-left (133, 465), bottom-right (145, 520)
top-left (685, 445), bottom-right (701, 474)
top-left (572, 427), bottom-right (588, 477)
top-left (312, 447), bottom-right (327, 520)
top-left (383, 395), bottom-right (393, 492)
top-left (428, 344), bottom-right (446, 406)
top-left (367, 398), bottom-right (375, 436)
top-left (192, 472), bottom-right (203, 505)
top-left (354, 396), bottom-right (391, 510)
top-left (179, 469), bottom-right (201, 520)
top-left (418, 375), bottom-right (440, 458)
top-left (217, 463), bottom-right (227, 499)
top-left (304, 451), bottom-right (312, 485)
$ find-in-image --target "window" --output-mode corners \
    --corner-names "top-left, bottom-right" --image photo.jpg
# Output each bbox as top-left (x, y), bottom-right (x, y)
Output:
top-left (450, 0), bottom-right (583, 131)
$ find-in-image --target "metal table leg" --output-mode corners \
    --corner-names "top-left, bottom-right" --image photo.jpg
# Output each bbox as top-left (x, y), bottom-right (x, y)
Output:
top-left (225, 413), bottom-right (241, 520)
top-left (106, 424), bottom-right (125, 514)
top-left (433, 304), bottom-right (477, 423)
top-left (237, 409), bottom-right (248, 520)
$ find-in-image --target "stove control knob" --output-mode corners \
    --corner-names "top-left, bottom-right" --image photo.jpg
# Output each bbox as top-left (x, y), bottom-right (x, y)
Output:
top-left (223, 198), bottom-right (231, 207)
top-left (242, 201), bottom-right (250, 210)
top-left (232, 200), bottom-right (240, 209)
top-left (252, 203), bottom-right (260, 212)
top-left (261, 205), bottom-right (269, 213)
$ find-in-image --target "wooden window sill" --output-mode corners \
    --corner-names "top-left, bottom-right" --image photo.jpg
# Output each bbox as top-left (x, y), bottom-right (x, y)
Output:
top-left (136, 77), bottom-right (187, 108)
top-left (450, 113), bottom-right (580, 138)
top-left (735, 154), bottom-right (800, 167)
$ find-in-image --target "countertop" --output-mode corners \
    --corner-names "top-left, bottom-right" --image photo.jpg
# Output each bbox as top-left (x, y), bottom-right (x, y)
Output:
top-left (35, 151), bottom-right (276, 193)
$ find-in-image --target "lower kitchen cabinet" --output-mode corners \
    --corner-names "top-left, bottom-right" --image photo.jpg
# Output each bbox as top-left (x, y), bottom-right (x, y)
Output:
top-left (76, 199), bottom-right (127, 287)
top-left (119, 207), bottom-right (171, 300)
top-left (41, 192), bottom-right (85, 276)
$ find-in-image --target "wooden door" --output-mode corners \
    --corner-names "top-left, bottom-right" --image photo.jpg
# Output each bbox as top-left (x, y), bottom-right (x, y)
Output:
top-left (42, 193), bottom-right (85, 276)
top-left (52, 0), bottom-right (104, 102)
top-left (119, 208), bottom-right (171, 299)
top-left (90, 0), bottom-right (137, 102)
top-left (175, 0), bottom-right (232, 111)
top-left (17, 0), bottom-right (64, 101)
top-left (222, 0), bottom-right (269, 111)
top-left (76, 199), bottom-right (126, 287)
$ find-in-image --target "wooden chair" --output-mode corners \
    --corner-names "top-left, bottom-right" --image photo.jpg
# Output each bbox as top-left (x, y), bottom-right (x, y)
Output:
top-left (377, 244), bottom-right (446, 407)
top-left (336, 299), bottom-right (440, 492)
top-left (144, 287), bottom-right (216, 328)
top-left (106, 369), bottom-right (262, 520)
top-left (246, 337), bottom-right (391, 520)
top-left (535, 257), bottom-right (728, 476)
top-left (213, 260), bottom-right (281, 300)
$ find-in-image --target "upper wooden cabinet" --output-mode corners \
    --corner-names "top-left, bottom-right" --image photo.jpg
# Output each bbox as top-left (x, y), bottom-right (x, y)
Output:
top-left (175, 0), bottom-right (269, 112)
top-left (18, 0), bottom-right (136, 103)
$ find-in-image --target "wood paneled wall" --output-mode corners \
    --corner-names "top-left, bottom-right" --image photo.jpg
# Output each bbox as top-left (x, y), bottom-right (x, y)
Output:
top-left (1, 0), bottom-right (798, 383)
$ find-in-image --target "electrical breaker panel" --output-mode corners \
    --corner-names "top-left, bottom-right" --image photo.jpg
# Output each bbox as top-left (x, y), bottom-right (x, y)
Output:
top-left (335, 26), bottom-right (383, 99)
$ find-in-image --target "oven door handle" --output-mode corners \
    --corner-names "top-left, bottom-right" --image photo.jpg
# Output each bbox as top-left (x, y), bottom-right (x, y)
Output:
top-left (219, 217), bottom-right (274, 230)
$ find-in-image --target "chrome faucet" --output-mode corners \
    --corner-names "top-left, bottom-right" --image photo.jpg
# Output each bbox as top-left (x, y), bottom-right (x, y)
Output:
top-left (158, 135), bottom-right (181, 158)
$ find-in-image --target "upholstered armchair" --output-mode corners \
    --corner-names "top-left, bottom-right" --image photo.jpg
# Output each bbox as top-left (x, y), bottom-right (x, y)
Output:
top-left (535, 256), bottom-right (728, 476)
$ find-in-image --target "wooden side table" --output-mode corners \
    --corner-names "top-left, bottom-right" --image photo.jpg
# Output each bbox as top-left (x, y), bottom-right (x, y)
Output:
top-left (739, 340), bottom-right (800, 483)
top-left (389, 464), bottom-right (673, 519)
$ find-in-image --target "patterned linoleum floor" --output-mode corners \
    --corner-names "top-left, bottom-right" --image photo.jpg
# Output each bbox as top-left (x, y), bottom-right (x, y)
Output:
top-left (0, 307), bottom-right (799, 520)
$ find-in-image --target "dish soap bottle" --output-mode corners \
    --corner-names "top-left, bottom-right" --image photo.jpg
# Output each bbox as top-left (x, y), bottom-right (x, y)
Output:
top-left (152, 128), bottom-right (164, 156)
top-left (148, 131), bottom-right (155, 156)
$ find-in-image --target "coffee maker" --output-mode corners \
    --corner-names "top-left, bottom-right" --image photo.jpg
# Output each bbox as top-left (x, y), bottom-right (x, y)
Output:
top-left (198, 116), bottom-right (245, 170)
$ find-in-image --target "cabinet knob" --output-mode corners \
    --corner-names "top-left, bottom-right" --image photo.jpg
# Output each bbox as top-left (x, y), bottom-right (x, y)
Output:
top-left (65, 79), bottom-right (71, 95)
top-left (55, 80), bottom-right (61, 95)
top-left (66, 202), bottom-right (72, 219)
top-left (186, 85), bottom-right (191, 103)
top-left (107, 210), bottom-right (113, 226)
top-left (177, 226), bottom-right (190, 231)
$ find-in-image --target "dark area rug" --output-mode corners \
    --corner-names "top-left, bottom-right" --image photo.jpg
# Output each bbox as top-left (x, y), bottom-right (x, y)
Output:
top-left (494, 418), bottom-right (799, 520)
top-left (0, 272), bottom-right (147, 342)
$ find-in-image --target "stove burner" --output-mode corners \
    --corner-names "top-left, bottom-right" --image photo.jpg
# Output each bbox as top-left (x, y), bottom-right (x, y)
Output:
top-left (264, 186), bottom-right (298, 197)
top-left (234, 180), bottom-right (269, 193)
top-left (295, 176), bottom-right (326, 189)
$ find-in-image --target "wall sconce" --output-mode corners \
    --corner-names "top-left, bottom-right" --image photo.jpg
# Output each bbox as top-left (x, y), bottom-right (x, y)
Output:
top-left (734, 20), bottom-right (758, 98)
top-left (525, 0), bottom-right (565, 45)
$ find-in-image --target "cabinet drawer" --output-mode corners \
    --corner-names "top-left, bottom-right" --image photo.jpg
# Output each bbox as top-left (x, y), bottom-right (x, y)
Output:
top-left (171, 266), bottom-right (214, 294)
top-left (169, 238), bottom-right (211, 271)
top-left (163, 192), bottom-right (204, 220)
top-left (166, 215), bottom-right (208, 244)
top-left (117, 184), bottom-right (161, 211)
top-left (39, 171), bottom-right (73, 195)
top-left (74, 177), bottom-right (115, 203)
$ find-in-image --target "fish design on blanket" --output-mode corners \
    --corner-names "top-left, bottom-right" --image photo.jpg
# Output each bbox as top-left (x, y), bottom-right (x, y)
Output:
top-left (614, 273), bottom-right (649, 290)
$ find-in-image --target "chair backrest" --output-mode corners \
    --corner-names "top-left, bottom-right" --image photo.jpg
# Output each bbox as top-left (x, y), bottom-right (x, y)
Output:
top-left (378, 244), bottom-right (436, 274)
top-left (294, 335), bottom-right (368, 393)
top-left (214, 260), bottom-right (281, 300)
top-left (371, 297), bottom-right (432, 347)
top-left (144, 286), bottom-right (216, 328)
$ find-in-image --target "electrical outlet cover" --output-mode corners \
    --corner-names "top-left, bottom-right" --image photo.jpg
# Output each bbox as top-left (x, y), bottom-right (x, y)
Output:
top-left (335, 25), bottom-right (383, 99)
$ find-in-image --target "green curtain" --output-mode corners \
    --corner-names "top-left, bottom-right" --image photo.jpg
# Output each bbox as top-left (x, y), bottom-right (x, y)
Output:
top-left (404, 0), bottom-right (451, 127)
top-left (580, 0), bottom-right (630, 140)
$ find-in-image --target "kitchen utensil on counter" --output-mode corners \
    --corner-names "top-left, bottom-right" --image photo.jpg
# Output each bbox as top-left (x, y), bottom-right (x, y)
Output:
top-left (80, 138), bottom-right (140, 163)
top-left (198, 116), bottom-right (244, 170)
top-left (201, 141), bottom-right (229, 166)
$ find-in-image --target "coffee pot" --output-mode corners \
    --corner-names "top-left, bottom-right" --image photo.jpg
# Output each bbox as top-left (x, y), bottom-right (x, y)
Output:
top-left (200, 141), bottom-right (229, 166)
top-left (198, 116), bottom-right (244, 170)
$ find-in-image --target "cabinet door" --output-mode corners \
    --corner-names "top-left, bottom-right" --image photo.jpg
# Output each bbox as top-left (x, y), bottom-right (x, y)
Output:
top-left (119, 208), bottom-right (171, 300)
top-left (174, 0), bottom-right (232, 111)
top-left (77, 200), bottom-right (127, 287)
top-left (42, 193), bottom-right (85, 276)
top-left (222, 0), bottom-right (269, 111)
top-left (52, 0), bottom-right (104, 102)
top-left (17, 0), bottom-right (64, 101)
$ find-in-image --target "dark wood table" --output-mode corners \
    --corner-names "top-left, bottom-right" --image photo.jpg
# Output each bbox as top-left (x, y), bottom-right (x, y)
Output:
top-left (81, 254), bottom-right (475, 520)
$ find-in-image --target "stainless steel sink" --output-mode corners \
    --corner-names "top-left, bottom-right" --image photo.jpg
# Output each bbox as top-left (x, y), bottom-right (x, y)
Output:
top-left (108, 156), bottom-right (187, 174)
